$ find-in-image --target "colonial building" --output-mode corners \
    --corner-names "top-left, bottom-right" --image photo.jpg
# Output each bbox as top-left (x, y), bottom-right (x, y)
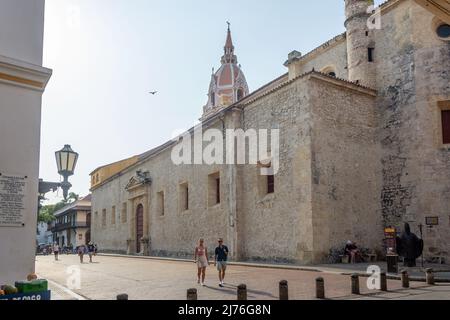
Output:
top-left (90, 0), bottom-right (450, 264)
top-left (51, 195), bottom-right (92, 248)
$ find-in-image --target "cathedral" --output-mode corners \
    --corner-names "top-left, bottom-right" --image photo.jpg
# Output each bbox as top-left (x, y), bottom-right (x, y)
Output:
top-left (90, 0), bottom-right (450, 264)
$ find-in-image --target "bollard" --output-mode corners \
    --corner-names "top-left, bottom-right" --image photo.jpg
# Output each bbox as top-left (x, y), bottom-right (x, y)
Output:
top-left (351, 274), bottom-right (360, 295)
top-left (316, 277), bottom-right (325, 299)
top-left (116, 293), bottom-right (128, 300)
top-left (426, 268), bottom-right (435, 285)
top-left (279, 280), bottom-right (289, 300)
top-left (237, 284), bottom-right (247, 300)
top-left (380, 272), bottom-right (387, 291)
top-left (401, 270), bottom-right (410, 288)
top-left (187, 288), bottom-right (198, 300)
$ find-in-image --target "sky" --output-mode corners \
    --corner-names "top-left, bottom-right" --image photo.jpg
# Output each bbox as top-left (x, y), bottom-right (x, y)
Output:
top-left (40, 0), bottom-right (385, 204)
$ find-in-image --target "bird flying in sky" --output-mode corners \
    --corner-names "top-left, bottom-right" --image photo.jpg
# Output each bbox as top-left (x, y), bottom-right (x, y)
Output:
top-left (149, 91), bottom-right (158, 95)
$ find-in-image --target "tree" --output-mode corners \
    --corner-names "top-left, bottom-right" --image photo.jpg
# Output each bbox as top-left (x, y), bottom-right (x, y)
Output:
top-left (38, 204), bottom-right (56, 223)
top-left (37, 193), bottom-right (80, 224)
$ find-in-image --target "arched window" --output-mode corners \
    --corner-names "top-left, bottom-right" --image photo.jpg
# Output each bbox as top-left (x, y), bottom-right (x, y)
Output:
top-left (321, 66), bottom-right (337, 78)
top-left (437, 24), bottom-right (450, 39)
top-left (210, 93), bottom-right (215, 107)
top-left (237, 88), bottom-right (244, 101)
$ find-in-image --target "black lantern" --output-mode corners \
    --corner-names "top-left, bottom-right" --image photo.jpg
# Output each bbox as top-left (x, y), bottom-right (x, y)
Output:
top-left (55, 145), bottom-right (79, 200)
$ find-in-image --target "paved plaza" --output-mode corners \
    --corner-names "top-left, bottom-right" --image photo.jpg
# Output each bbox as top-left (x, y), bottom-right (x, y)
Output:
top-left (35, 255), bottom-right (450, 300)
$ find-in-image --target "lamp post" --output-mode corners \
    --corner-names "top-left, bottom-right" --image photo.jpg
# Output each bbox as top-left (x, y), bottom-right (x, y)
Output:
top-left (55, 145), bottom-right (79, 200)
top-left (37, 145), bottom-right (78, 246)
top-left (38, 145), bottom-right (79, 201)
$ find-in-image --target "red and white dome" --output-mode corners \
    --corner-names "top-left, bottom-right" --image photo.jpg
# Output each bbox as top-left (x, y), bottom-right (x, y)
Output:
top-left (203, 25), bottom-right (249, 116)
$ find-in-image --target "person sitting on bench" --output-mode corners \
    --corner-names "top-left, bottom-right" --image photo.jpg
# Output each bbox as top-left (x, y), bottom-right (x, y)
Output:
top-left (345, 240), bottom-right (363, 264)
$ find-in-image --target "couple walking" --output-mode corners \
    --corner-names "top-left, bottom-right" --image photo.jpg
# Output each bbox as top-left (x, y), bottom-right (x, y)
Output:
top-left (194, 238), bottom-right (229, 287)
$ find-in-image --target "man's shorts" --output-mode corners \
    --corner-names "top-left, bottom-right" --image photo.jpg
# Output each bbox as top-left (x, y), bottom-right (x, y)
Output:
top-left (217, 261), bottom-right (227, 271)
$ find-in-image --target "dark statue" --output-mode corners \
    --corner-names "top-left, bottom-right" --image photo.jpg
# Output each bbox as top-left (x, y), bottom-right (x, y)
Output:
top-left (396, 223), bottom-right (424, 267)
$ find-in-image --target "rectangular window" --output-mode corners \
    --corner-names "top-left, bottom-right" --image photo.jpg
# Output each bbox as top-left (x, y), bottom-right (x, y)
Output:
top-left (102, 209), bottom-right (106, 227)
top-left (216, 178), bottom-right (221, 204)
top-left (208, 172), bottom-right (221, 207)
top-left (267, 175), bottom-right (275, 194)
top-left (157, 191), bottom-right (165, 216)
top-left (368, 48), bottom-right (375, 62)
top-left (179, 182), bottom-right (189, 212)
top-left (442, 110), bottom-right (450, 144)
top-left (121, 202), bottom-right (127, 223)
top-left (111, 206), bottom-right (116, 225)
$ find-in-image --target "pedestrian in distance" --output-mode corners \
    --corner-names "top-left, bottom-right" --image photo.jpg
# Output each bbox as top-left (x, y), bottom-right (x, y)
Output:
top-left (78, 244), bottom-right (86, 263)
top-left (87, 242), bottom-right (95, 263)
top-left (53, 242), bottom-right (60, 261)
top-left (214, 238), bottom-right (229, 287)
top-left (194, 238), bottom-right (210, 286)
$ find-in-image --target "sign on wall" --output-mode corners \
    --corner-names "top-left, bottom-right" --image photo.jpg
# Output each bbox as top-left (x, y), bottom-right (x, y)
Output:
top-left (425, 216), bottom-right (439, 226)
top-left (0, 173), bottom-right (27, 227)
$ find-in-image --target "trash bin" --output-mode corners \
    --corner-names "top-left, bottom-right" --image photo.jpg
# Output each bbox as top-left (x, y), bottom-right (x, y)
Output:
top-left (386, 254), bottom-right (399, 274)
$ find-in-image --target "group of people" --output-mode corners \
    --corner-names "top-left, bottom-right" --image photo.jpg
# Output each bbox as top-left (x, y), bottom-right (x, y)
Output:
top-left (194, 238), bottom-right (229, 287)
top-left (52, 242), bottom-right (98, 263)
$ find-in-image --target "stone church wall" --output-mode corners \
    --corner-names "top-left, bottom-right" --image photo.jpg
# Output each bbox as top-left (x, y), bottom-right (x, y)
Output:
top-left (375, 1), bottom-right (450, 262)
top-left (308, 76), bottom-right (382, 262)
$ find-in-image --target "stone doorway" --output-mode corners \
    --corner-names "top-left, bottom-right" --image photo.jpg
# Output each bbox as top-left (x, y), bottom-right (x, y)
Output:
top-left (136, 204), bottom-right (144, 253)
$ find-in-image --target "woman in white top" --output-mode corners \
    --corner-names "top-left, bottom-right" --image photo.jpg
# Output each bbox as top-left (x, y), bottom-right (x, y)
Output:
top-left (53, 243), bottom-right (60, 261)
top-left (194, 238), bottom-right (209, 286)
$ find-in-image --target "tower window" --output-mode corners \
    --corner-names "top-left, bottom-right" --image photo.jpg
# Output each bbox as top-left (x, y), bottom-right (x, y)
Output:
top-left (211, 93), bottom-right (215, 106)
top-left (442, 110), bottom-right (450, 144)
top-left (437, 24), bottom-right (450, 39)
top-left (368, 48), bottom-right (375, 62)
top-left (237, 89), bottom-right (244, 101)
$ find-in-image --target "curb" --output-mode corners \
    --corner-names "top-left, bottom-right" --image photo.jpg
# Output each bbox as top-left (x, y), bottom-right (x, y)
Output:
top-left (97, 253), bottom-right (322, 273)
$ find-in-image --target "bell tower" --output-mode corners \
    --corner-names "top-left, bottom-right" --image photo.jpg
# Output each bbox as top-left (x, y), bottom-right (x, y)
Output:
top-left (345, 0), bottom-right (376, 88)
top-left (202, 23), bottom-right (249, 118)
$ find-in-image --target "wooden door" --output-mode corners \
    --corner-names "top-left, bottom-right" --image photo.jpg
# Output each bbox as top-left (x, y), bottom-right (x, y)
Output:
top-left (136, 204), bottom-right (144, 253)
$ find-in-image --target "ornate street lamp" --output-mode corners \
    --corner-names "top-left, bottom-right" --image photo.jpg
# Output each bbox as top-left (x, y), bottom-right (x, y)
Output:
top-left (55, 145), bottom-right (79, 200)
top-left (38, 145), bottom-right (78, 202)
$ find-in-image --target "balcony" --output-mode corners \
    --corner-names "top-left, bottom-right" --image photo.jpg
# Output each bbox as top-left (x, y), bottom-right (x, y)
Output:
top-left (51, 222), bottom-right (89, 232)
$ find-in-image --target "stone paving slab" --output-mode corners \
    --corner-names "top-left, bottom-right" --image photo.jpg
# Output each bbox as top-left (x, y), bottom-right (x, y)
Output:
top-left (35, 255), bottom-right (437, 300)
